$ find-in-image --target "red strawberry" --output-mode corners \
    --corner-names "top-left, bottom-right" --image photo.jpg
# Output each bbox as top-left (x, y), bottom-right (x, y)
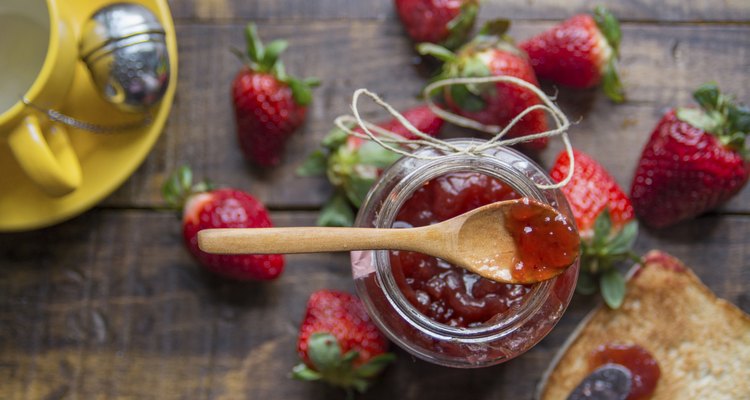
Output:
top-left (394, 0), bottom-right (478, 50)
top-left (630, 84), bottom-right (750, 228)
top-left (292, 290), bottom-right (394, 395)
top-left (232, 23), bottom-right (319, 167)
top-left (162, 166), bottom-right (284, 280)
top-left (519, 7), bottom-right (624, 102)
top-left (346, 105), bottom-right (444, 148)
top-left (550, 149), bottom-right (639, 309)
top-left (298, 105), bottom-right (444, 226)
top-left (418, 22), bottom-right (549, 150)
top-left (550, 149), bottom-right (635, 236)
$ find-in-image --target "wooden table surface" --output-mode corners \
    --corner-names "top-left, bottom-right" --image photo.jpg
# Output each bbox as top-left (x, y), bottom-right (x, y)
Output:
top-left (2, 1), bottom-right (749, 399)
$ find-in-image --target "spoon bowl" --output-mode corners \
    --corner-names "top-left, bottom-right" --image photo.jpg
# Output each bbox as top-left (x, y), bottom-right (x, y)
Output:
top-left (197, 198), bottom-right (580, 284)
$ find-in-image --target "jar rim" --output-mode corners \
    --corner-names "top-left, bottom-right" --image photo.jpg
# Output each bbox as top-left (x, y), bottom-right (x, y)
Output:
top-left (367, 139), bottom-right (565, 342)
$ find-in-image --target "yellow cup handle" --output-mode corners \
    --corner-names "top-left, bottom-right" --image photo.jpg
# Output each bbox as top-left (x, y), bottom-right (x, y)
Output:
top-left (7, 115), bottom-right (82, 197)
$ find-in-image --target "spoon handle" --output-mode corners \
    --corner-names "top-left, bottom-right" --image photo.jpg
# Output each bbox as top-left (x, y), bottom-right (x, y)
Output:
top-left (197, 227), bottom-right (436, 255)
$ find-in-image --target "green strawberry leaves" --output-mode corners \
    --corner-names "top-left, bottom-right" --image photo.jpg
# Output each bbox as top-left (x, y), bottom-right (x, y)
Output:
top-left (449, 85), bottom-right (486, 112)
top-left (607, 219), bottom-right (638, 255)
top-left (261, 39), bottom-right (289, 67)
top-left (593, 6), bottom-right (621, 56)
top-left (298, 126), bottom-right (402, 226)
top-left (321, 127), bottom-right (349, 149)
top-left (288, 79), bottom-right (311, 106)
top-left (577, 209), bottom-right (640, 309)
top-left (679, 83), bottom-right (726, 135)
top-left (308, 332), bottom-right (342, 371)
top-left (238, 23), bottom-right (319, 106)
top-left (244, 23), bottom-right (265, 65)
top-left (602, 60), bottom-right (625, 103)
top-left (417, 43), bottom-right (457, 63)
top-left (161, 165), bottom-right (214, 211)
top-left (693, 83), bottom-right (721, 110)
top-left (296, 149), bottom-right (328, 177)
top-left (600, 268), bottom-right (627, 309)
top-left (358, 142), bottom-right (402, 169)
top-left (478, 19), bottom-right (511, 38)
top-left (592, 7), bottom-right (625, 103)
top-left (677, 83), bottom-right (750, 153)
top-left (442, 1), bottom-right (478, 50)
top-left (318, 193), bottom-right (355, 227)
top-left (288, 77), bottom-right (321, 106)
top-left (355, 354), bottom-right (396, 378)
top-left (291, 363), bottom-right (322, 381)
top-left (676, 108), bottom-right (720, 135)
top-left (291, 333), bottom-right (395, 398)
top-left (728, 105), bottom-right (750, 132)
top-left (420, 20), bottom-right (516, 112)
top-left (343, 174), bottom-right (377, 208)
top-left (418, 43), bottom-right (484, 110)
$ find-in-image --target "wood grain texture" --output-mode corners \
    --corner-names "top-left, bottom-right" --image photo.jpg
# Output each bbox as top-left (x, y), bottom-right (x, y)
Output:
top-left (103, 21), bottom-right (750, 213)
top-left (3, 1), bottom-right (750, 399)
top-left (1, 210), bottom-right (748, 399)
top-left (166, 0), bottom-right (750, 22)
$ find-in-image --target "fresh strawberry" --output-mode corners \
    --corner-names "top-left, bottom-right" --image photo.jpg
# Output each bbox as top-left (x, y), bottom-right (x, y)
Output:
top-left (551, 149), bottom-right (635, 236)
top-left (519, 6), bottom-right (624, 102)
top-left (298, 105), bottom-right (444, 226)
top-left (346, 105), bottom-right (445, 148)
top-left (551, 149), bottom-right (639, 308)
top-left (418, 22), bottom-right (549, 150)
top-left (630, 84), bottom-right (750, 228)
top-left (232, 23), bottom-right (319, 167)
top-left (292, 290), bottom-right (394, 396)
top-left (394, 0), bottom-right (478, 50)
top-left (162, 166), bottom-right (284, 280)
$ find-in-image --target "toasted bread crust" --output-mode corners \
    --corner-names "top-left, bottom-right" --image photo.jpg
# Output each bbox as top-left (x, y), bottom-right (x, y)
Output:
top-left (538, 250), bottom-right (750, 400)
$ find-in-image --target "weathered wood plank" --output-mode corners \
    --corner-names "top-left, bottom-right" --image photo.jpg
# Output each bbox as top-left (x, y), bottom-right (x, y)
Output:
top-left (166, 0), bottom-right (750, 23)
top-left (1, 210), bottom-right (748, 399)
top-left (105, 21), bottom-right (750, 213)
top-left (0, 211), bottom-right (352, 399)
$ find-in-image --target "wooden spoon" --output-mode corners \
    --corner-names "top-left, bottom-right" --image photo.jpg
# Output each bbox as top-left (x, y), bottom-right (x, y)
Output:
top-left (197, 198), bottom-right (580, 284)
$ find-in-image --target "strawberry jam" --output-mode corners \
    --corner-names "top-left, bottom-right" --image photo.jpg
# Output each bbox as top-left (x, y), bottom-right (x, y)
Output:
top-left (590, 343), bottom-right (661, 400)
top-left (503, 198), bottom-right (580, 283)
top-left (390, 172), bottom-right (534, 327)
top-left (353, 140), bottom-right (580, 367)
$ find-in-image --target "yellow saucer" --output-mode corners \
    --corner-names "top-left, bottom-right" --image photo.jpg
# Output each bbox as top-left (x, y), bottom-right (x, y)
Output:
top-left (0, 0), bottom-right (177, 232)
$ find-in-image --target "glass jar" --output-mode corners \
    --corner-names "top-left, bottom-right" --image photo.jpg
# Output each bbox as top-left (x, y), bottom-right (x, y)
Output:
top-left (351, 139), bottom-right (579, 368)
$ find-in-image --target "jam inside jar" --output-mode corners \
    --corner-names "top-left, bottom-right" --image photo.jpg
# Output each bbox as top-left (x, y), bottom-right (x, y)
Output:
top-left (351, 140), bottom-right (579, 368)
top-left (390, 172), bottom-right (532, 328)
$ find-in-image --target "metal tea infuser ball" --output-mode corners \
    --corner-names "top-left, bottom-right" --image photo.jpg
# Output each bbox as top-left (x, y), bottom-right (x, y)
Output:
top-left (80, 3), bottom-right (170, 112)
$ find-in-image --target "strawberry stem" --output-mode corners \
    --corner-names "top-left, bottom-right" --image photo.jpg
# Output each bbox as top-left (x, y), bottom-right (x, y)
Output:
top-left (417, 43), bottom-right (457, 62)
top-left (245, 23), bottom-right (264, 65)
top-left (592, 7), bottom-right (625, 103)
top-left (577, 210), bottom-right (640, 309)
top-left (677, 83), bottom-right (750, 152)
top-left (161, 165), bottom-right (213, 211)
top-left (602, 60), bottom-right (625, 103)
top-left (292, 333), bottom-right (394, 395)
top-left (443, 1), bottom-right (479, 50)
top-left (478, 19), bottom-right (510, 38)
top-left (593, 6), bottom-right (621, 56)
top-left (235, 22), bottom-right (320, 106)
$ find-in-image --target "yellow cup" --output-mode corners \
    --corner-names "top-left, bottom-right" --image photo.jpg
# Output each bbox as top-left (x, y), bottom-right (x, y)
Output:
top-left (0, 0), bottom-right (81, 197)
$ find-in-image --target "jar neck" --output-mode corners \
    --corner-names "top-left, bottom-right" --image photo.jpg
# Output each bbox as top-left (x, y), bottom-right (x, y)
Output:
top-left (371, 139), bottom-right (558, 342)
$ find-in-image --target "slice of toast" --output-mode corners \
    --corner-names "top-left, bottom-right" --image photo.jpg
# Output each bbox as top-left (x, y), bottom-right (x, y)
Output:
top-left (537, 250), bottom-right (750, 400)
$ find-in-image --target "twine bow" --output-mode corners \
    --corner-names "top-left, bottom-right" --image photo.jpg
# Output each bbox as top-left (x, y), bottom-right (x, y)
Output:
top-left (333, 76), bottom-right (575, 190)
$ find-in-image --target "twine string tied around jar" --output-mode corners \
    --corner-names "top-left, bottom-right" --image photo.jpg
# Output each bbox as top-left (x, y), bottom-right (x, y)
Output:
top-left (333, 75), bottom-right (575, 190)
